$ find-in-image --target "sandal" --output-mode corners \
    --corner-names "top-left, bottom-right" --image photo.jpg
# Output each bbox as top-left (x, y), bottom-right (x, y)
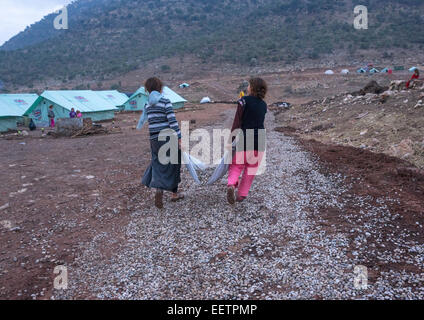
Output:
top-left (236, 195), bottom-right (247, 202)
top-left (171, 193), bottom-right (185, 202)
top-left (155, 189), bottom-right (164, 209)
top-left (227, 186), bottom-right (236, 205)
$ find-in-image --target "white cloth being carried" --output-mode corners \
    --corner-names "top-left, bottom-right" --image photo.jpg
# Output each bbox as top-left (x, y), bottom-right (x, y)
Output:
top-left (182, 152), bottom-right (207, 184)
top-left (206, 150), bottom-right (233, 185)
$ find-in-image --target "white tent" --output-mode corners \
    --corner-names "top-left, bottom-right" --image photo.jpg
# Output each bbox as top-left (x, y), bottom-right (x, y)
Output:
top-left (341, 69), bottom-right (350, 74)
top-left (200, 97), bottom-right (211, 104)
top-left (325, 70), bottom-right (334, 75)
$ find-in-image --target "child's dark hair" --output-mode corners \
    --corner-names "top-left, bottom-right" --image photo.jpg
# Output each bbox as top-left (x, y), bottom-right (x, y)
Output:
top-left (249, 77), bottom-right (267, 99)
top-left (145, 77), bottom-right (163, 93)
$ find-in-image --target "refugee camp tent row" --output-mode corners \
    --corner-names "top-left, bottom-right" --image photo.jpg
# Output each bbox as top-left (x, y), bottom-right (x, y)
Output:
top-left (0, 94), bottom-right (39, 132)
top-left (121, 86), bottom-right (187, 112)
top-left (25, 90), bottom-right (119, 127)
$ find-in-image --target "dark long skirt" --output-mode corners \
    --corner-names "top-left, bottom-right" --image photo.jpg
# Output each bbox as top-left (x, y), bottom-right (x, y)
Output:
top-left (142, 138), bottom-right (181, 193)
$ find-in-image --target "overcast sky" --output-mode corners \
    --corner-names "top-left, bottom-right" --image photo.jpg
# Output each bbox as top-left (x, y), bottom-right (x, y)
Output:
top-left (0, 0), bottom-right (73, 46)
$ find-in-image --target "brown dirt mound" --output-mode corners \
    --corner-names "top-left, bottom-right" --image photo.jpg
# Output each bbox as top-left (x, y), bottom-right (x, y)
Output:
top-left (274, 126), bottom-right (298, 134)
top-left (298, 138), bottom-right (424, 198)
top-left (352, 80), bottom-right (389, 96)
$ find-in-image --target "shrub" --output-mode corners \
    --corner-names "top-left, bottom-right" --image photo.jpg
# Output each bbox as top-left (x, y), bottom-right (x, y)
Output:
top-left (161, 65), bottom-right (171, 72)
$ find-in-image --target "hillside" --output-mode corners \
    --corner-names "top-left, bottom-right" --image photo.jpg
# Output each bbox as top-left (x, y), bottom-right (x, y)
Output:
top-left (0, 0), bottom-right (424, 87)
top-left (273, 76), bottom-right (424, 168)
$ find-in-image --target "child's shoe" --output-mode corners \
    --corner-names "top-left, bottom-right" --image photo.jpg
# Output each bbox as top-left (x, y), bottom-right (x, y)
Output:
top-left (236, 195), bottom-right (246, 202)
top-left (155, 189), bottom-right (164, 209)
top-left (171, 193), bottom-right (185, 202)
top-left (227, 186), bottom-right (236, 205)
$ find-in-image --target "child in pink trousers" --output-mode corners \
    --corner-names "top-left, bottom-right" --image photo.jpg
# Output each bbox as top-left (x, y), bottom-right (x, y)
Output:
top-left (48, 105), bottom-right (55, 128)
top-left (227, 78), bottom-right (267, 204)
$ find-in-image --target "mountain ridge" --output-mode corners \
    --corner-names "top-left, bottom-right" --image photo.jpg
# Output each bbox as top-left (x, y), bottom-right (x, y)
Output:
top-left (1, 0), bottom-right (423, 87)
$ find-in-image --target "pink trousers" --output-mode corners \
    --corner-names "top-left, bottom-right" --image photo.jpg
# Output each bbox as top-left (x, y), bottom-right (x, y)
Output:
top-left (50, 118), bottom-right (55, 128)
top-left (227, 150), bottom-right (264, 197)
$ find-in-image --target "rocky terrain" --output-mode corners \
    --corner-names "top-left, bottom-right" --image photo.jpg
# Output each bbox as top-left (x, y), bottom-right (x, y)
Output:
top-left (275, 78), bottom-right (424, 168)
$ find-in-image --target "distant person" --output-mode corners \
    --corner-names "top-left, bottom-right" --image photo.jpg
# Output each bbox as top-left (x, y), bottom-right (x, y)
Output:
top-left (69, 108), bottom-right (77, 118)
top-left (226, 78), bottom-right (267, 204)
top-left (140, 77), bottom-right (184, 209)
top-left (406, 69), bottom-right (420, 89)
top-left (28, 119), bottom-right (36, 131)
top-left (76, 110), bottom-right (83, 118)
top-left (48, 105), bottom-right (55, 128)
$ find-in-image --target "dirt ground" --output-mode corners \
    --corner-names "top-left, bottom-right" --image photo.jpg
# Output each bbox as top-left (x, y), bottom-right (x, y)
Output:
top-left (1, 68), bottom-right (424, 299)
top-left (0, 103), bottom-right (232, 299)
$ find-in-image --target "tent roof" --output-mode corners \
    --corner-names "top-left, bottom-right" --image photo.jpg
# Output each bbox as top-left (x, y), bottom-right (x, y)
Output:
top-left (25, 90), bottom-right (118, 115)
top-left (127, 87), bottom-right (148, 101)
top-left (163, 86), bottom-right (187, 104)
top-left (95, 90), bottom-right (128, 106)
top-left (0, 93), bottom-right (39, 118)
top-left (127, 86), bottom-right (187, 104)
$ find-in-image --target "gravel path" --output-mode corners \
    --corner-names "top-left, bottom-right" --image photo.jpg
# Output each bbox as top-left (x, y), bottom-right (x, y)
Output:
top-left (55, 111), bottom-right (424, 300)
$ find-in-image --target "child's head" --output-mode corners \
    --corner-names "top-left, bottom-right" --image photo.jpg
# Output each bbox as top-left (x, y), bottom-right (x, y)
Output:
top-left (76, 110), bottom-right (80, 114)
top-left (145, 77), bottom-right (163, 94)
top-left (49, 105), bottom-right (53, 109)
top-left (248, 77), bottom-right (267, 100)
top-left (71, 108), bottom-right (75, 112)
